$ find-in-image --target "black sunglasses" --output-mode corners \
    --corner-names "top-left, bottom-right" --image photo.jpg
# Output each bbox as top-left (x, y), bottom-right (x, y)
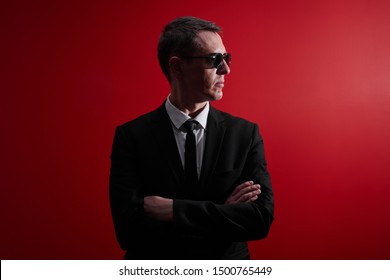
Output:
top-left (180, 53), bottom-right (232, 69)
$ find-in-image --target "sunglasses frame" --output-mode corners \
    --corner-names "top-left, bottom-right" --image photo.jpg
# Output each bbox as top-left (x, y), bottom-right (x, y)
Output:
top-left (179, 53), bottom-right (232, 69)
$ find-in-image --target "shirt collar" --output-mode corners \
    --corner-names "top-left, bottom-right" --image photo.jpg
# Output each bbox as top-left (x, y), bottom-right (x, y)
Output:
top-left (165, 95), bottom-right (209, 130)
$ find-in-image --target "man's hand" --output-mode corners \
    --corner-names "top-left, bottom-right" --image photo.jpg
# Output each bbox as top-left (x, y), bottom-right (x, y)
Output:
top-left (225, 181), bottom-right (261, 205)
top-left (144, 196), bottom-right (173, 222)
top-left (144, 181), bottom-right (260, 221)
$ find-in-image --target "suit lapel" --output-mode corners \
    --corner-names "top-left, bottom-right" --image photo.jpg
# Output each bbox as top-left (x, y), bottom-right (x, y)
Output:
top-left (148, 104), bottom-right (184, 190)
top-left (148, 104), bottom-right (226, 196)
top-left (199, 107), bottom-right (226, 188)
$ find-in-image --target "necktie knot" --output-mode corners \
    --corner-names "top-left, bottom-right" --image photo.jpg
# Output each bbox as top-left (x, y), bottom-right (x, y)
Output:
top-left (183, 120), bottom-right (198, 132)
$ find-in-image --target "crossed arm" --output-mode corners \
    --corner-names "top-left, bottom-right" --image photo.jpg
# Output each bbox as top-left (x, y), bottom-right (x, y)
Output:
top-left (144, 181), bottom-right (261, 222)
top-left (110, 122), bottom-right (274, 245)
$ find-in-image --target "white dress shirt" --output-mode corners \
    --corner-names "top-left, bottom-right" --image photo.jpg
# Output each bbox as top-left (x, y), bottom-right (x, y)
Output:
top-left (165, 95), bottom-right (209, 178)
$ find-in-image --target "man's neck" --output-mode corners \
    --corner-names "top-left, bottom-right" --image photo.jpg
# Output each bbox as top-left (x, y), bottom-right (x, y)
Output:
top-left (168, 94), bottom-right (208, 118)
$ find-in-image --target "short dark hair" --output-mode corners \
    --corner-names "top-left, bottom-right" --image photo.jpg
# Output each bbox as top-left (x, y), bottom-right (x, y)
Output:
top-left (157, 16), bottom-right (221, 81)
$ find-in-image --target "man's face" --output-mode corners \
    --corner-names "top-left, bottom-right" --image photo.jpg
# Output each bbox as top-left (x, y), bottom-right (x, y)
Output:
top-left (180, 31), bottom-right (230, 103)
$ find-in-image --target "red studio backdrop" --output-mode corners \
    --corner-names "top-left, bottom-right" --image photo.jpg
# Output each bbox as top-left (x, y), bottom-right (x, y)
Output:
top-left (1, 0), bottom-right (390, 259)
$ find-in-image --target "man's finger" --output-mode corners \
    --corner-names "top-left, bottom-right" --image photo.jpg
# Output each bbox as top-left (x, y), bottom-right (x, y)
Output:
top-left (230, 181), bottom-right (254, 196)
top-left (232, 184), bottom-right (260, 201)
top-left (236, 188), bottom-right (261, 202)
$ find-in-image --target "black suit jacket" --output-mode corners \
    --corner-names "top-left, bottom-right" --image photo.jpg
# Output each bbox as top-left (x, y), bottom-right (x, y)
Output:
top-left (109, 103), bottom-right (274, 259)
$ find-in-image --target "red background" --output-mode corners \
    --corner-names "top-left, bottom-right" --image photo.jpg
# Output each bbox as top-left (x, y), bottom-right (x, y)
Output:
top-left (1, 0), bottom-right (390, 259)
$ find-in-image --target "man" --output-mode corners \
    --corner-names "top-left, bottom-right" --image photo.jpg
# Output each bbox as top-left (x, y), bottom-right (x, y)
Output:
top-left (109, 16), bottom-right (274, 259)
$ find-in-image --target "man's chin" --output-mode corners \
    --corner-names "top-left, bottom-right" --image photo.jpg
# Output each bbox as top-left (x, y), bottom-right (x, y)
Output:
top-left (211, 90), bottom-right (223, 101)
top-left (215, 91), bottom-right (223, 101)
top-left (201, 91), bottom-right (223, 102)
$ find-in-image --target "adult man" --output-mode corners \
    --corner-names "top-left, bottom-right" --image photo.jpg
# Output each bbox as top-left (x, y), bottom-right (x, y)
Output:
top-left (109, 16), bottom-right (274, 259)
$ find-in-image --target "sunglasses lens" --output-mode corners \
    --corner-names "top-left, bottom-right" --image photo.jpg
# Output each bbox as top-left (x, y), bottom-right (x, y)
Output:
top-left (224, 53), bottom-right (232, 66)
top-left (215, 53), bottom-right (231, 68)
top-left (214, 54), bottom-right (224, 68)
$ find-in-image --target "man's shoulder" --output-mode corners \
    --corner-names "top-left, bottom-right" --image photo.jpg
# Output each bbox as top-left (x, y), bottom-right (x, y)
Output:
top-left (211, 107), bottom-right (256, 127)
top-left (211, 108), bottom-right (262, 140)
top-left (117, 104), bottom-right (166, 131)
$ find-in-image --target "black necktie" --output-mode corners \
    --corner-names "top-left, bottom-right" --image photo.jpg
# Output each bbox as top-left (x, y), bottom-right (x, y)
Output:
top-left (183, 120), bottom-right (198, 187)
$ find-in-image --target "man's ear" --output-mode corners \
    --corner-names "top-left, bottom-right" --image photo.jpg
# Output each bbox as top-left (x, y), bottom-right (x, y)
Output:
top-left (169, 56), bottom-right (183, 79)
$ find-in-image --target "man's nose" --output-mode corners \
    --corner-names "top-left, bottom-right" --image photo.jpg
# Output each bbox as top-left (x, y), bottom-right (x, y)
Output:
top-left (217, 60), bottom-right (231, 75)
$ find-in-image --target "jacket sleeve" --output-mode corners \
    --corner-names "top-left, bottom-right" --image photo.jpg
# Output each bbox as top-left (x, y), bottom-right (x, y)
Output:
top-left (109, 125), bottom-right (168, 249)
top-left (173, 123), bottom-right (274, 241)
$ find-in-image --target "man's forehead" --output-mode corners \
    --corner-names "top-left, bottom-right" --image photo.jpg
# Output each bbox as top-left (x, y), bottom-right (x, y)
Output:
top-left (195, 31), bottom-right (226, 53)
